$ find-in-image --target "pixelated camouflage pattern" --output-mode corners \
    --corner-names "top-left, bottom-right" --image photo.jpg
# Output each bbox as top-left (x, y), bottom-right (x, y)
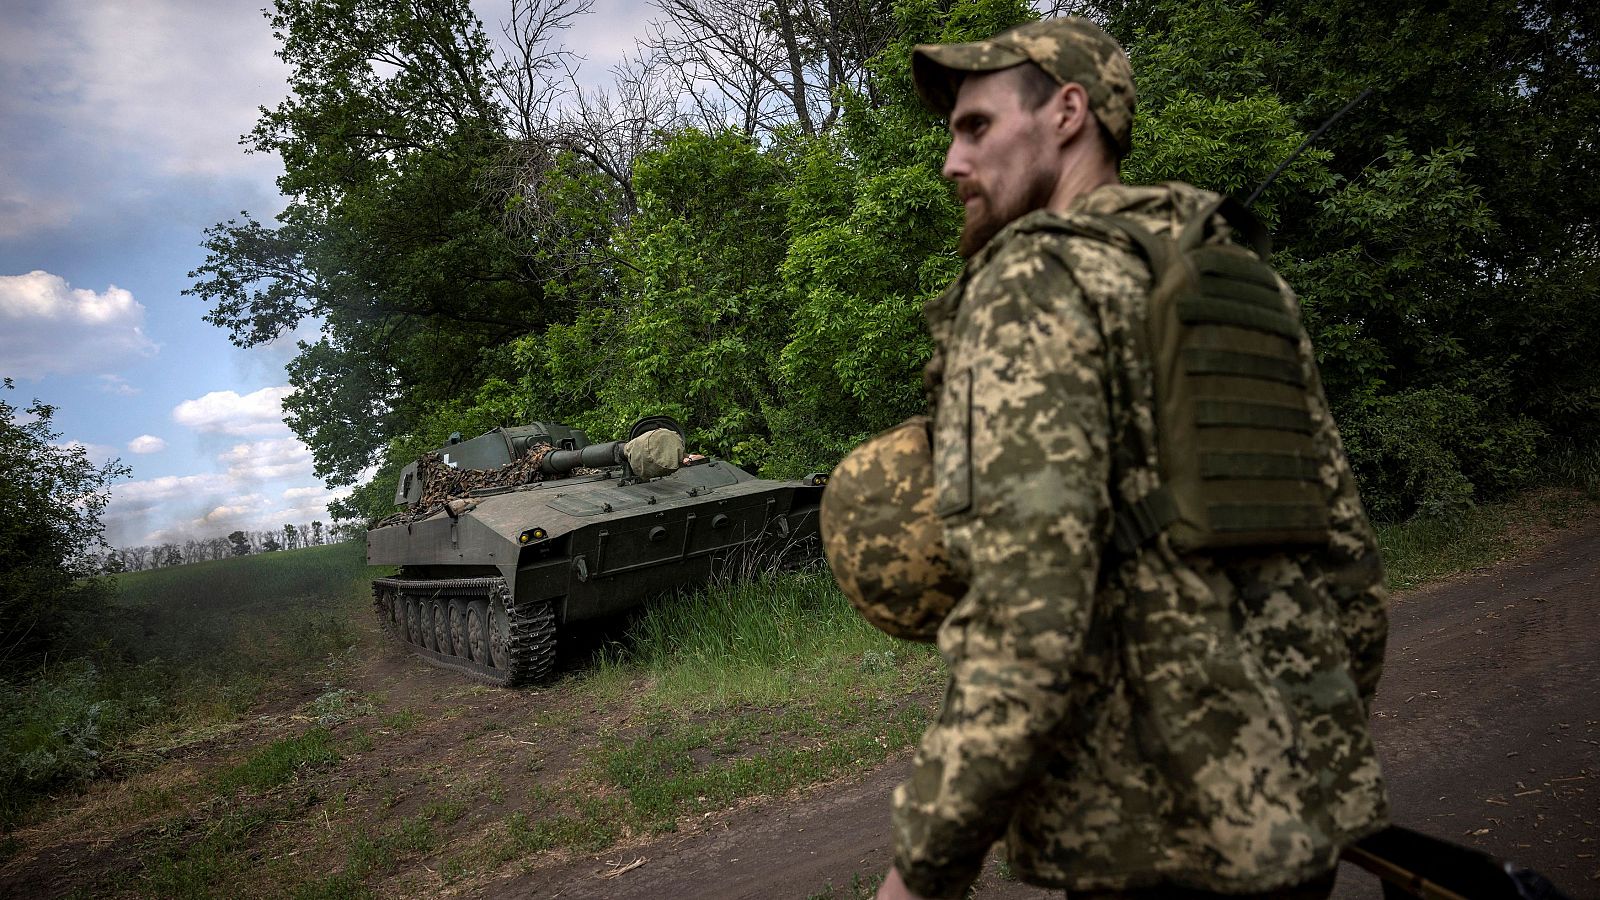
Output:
top-left (913, 17), bottom-right (1137, 155)
top-left (893, 182), bottom-right (1389, 898)
top-left (822, 416), bottom-right (966, 642)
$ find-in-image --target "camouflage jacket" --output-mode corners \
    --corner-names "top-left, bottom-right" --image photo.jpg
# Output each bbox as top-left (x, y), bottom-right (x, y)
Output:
top-left (893, 182), bottom-right (1389, 897)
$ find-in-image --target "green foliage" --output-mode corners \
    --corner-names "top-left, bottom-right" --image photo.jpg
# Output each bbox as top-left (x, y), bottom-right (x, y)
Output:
top-left (1103, 0), bottom-right (1598, 519)
top-left (188, 0), bottom-right (615, 487)
top-left (204, 0), bottom-right (1597, 522)
top-left (1341, 388), bottom-right (1544, 521)
top-left (0, 381), bottom-right (128, 668)
top-left (0, 660), bottom-right (149, 825)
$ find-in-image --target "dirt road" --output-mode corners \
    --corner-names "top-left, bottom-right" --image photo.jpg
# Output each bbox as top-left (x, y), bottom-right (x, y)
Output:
top-left (488, 521), bottom-right (1600, 900)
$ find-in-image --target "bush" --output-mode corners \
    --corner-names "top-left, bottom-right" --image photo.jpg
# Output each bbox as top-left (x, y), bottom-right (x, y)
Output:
top-left (1340, 387), bottom-right (1544, 521)
top-left (0, 659), bottom-right (162, 826)
top-left (0, 381), bottom-right (128, 669)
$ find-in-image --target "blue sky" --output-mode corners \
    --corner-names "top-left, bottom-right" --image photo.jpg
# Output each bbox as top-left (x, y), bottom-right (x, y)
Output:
top-left (0, 0), bottom-right (647, 548)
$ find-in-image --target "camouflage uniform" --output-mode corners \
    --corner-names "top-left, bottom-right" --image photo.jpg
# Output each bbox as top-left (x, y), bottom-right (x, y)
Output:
top-left (892, 180), bottom-right (1390, 897)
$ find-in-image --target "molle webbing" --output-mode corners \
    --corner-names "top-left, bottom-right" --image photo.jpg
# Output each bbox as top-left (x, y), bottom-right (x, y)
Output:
top-left (1101, 197), bottom-right (1332, 553)
top-left (1182, 348), bottom-right (1305, 386)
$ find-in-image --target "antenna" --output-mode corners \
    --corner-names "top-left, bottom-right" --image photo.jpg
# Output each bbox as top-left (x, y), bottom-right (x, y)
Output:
top-left (1242, 87), bottom-right (1374, 209)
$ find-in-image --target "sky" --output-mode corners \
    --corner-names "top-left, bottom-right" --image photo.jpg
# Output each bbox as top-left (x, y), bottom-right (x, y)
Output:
top-left (0, 0), bottom-right (649, 549)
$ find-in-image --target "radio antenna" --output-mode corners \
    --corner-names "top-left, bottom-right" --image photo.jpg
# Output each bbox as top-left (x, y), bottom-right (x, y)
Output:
top-left (1242, 87), bottom-right (1373, 209)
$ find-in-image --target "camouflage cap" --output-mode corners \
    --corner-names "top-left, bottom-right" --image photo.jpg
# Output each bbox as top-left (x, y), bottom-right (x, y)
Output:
top-left (820, 417), bottom-right (966, 643)
top-left (912, 17), bottom-right (1136, 156)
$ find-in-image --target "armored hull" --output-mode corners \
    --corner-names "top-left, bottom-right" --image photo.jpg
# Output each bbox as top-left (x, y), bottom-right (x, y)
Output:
top-left (367, 422), bottom-right (824, 685)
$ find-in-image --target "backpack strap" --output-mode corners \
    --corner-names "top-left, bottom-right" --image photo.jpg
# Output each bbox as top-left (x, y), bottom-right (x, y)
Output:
top-left (1050, 212), bottom-right (1180, 558)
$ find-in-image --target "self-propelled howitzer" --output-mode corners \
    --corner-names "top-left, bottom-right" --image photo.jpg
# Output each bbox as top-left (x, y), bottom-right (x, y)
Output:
top-left (366, 417), bottom-right (826, 686)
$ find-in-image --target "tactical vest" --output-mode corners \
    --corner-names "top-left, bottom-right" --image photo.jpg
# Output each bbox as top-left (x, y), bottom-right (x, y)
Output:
top-left (1083, 197), bottom-right (1334, 555)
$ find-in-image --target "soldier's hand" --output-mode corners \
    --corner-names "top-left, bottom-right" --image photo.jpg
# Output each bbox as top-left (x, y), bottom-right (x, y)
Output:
top-left (876, 866), bottom-right (928, 900)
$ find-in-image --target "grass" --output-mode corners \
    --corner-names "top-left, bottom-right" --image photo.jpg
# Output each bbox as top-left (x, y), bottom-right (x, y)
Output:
top-left (424, 565), bottom-right (947, 881)
top-left (215, 728), bottom-right (339, 793)
top-left (583, 565), bottom-right (944, 710)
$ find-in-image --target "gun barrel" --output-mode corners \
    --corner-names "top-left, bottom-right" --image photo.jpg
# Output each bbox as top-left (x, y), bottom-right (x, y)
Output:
top-left (540, 440), bottom-right (625, 474)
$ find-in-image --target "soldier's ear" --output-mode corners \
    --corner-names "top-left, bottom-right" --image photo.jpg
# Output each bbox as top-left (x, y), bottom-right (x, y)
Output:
top-left (1050, 82), bottom-right (1093, 147)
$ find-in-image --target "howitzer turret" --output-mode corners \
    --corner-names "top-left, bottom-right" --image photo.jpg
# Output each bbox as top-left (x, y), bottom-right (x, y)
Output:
top-left (368, 415), bottom-right (825, 686)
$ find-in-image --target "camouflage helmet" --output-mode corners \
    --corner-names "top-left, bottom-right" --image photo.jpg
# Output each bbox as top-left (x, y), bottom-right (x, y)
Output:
top-left (820, 417), bottom-right (966, 642)
top-left (912, 17), bottom-right (1137, 157)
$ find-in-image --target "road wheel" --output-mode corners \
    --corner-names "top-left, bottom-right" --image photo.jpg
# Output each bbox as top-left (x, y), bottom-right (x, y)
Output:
top-left (488, 596), bottom-right (509, 670)
top-left (467, 600), bottom-right (489, 664)
top-left (448, 599), bottom-right (467, 658)
top-left (430, 600), bottom-right (448, 653)
top-left (404, 597), bottom-right (423, 645)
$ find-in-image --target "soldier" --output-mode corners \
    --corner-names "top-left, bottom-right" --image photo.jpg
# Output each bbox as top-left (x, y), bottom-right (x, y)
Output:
top-left (875, 16), bottom-right (1390, 900)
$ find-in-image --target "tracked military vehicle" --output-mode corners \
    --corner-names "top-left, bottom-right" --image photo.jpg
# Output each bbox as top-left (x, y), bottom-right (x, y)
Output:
top-left (367, 416), bottom-right (825, 685)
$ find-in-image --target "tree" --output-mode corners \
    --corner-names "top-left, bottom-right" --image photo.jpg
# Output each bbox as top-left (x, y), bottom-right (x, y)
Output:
top-left (228, 530), bottom-right (251, 556)
top-left (0, 380), bottom-right (129, 667)
top-left (641, 0), bottom-right (895, 138)
top-left (187, 0), bottom-right (614, 488)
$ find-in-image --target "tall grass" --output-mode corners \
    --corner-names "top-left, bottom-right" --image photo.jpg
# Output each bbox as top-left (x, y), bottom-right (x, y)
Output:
top-left (585, 564), bottom-right (943, 711)
top-left (0, 542), bottom-right (377, 828)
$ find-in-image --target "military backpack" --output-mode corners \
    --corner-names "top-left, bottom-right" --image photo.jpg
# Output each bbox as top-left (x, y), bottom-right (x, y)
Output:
top-left (1083, 196), bottom-right (1334, 555)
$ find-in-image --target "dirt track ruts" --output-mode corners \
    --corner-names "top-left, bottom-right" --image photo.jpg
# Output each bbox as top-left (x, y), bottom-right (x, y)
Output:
top-left (482, 519), bottom-right (1600, 900)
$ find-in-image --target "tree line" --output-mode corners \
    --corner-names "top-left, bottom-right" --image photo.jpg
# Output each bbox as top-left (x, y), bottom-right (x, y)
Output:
top-left (94, 521), bottom-right (363, 574)
top-left (181, 0), bottom-right (1595, 531)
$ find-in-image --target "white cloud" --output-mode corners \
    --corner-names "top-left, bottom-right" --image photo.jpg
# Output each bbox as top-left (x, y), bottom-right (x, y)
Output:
top-left (200, 495), bottom-right (267, 525)
top-left (110, 472), bottom-right (233, 512)
top-left (54, 439), bottom-right (120, 464)
top-left (102, 425), bottom-right (354, 545)
top-left (0, 271), bottom-right (159, 378)
top-left (98, 374), bottom-right (140, 396)
top-left (128, 434), bottom-right (166, 454)
top-left (271, 483), bottom-right (354, 523)
top-left (219, 437), bottom-right (313, 481)
top-left (172, 385), bottom-right (292, 436)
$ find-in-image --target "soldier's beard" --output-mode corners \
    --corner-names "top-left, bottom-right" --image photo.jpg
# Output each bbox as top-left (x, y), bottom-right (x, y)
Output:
top-left (957, 169), bottom-right (1058, 258)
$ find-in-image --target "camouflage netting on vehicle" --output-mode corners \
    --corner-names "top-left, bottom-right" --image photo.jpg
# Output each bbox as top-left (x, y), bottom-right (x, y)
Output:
top-left (377, 443), bottom-right (592, 526)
